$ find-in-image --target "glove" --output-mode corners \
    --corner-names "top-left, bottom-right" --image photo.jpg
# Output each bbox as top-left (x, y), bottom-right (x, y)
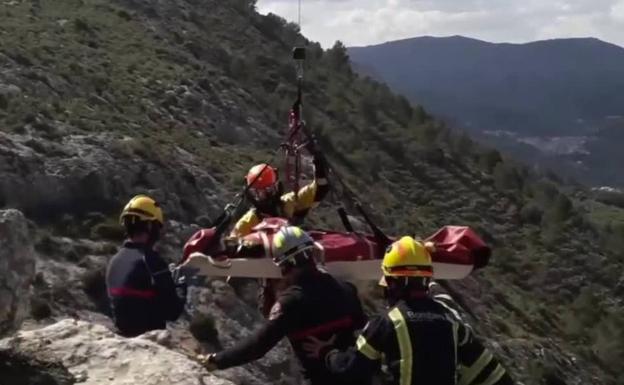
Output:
top-left (197, 353), bottom-right (218, 371)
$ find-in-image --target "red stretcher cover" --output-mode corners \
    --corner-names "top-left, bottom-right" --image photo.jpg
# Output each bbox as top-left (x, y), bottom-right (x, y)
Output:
top-left (181, 217), bottom-right (490, 272)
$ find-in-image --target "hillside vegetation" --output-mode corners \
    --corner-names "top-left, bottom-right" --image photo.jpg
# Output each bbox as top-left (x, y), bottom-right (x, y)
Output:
top-left (0, 1), bottom-right (623, 384)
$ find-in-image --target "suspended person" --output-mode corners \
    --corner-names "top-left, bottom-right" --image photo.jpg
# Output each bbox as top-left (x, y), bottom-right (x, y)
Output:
top-left (106, 195), bottom-right (185, 337)
top-left (198, 226), bottom-right (370, 385)
top-left (303, 236), bottom-right (514, 385)
top-left (228, 138), bottom-right (329, 315)
top-left (229, 139), bottom-right (329, 238)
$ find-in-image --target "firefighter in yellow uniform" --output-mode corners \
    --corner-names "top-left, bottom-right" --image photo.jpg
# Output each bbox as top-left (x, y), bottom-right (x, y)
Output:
top-left (230, 145), bottom-right (329, 238)
top-left (304, 236), bottom-right (514, 385)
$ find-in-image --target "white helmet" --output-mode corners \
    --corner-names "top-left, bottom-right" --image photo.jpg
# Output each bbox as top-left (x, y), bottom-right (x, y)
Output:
top-left (271, 226), bottom-right (315, 267)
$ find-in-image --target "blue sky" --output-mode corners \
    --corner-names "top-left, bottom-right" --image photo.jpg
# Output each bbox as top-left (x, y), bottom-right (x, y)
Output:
top-left (257, 0), bottom-right (624, 48)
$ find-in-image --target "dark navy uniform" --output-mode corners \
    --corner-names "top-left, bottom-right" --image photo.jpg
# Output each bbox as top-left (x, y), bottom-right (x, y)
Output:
top-left (213, 268), bottom-right (369, 385)
top-left (323, 293), bottom-right (514, 385)
top-left (106, 242), bottom-right (184, 337)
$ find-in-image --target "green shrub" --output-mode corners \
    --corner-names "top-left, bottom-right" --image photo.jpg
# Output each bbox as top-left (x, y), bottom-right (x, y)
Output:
top-left (520, 203), bottom-right (543, 225)
top-left (0, 94), bottom-right (8, 109)
top-left (63, 248), bottom-right (81, 263)
top-left (478, 149), bottom-right (502, 172)
top-left (590, 312), bottom-right (624, 370)
top-left (493, 162), bottom-right (522, 191)
top-left (30, 297), bottom-right (52, 320)
top-left (81, 269), bottom-right (107, 302)
top-left (412, 105), bottom-right (429, 124)
top-left (325, 41), bottom-right (350, 72)
top-left (34, 232), bottom-right (61, 255)
top-left (73, 18), bottom-right (92, 33)
top-left (90, 222), bottom-right (125, 241)
top-left (552, 194), bottom-right (573, 222)
top-left (532, 181), bottom-right (559, 206)
top-left (594, 190), bottom-right (624, 209)
top-left (450, 133), bottom-right (474, 158)
top-left (190, 313), bottom-right (220, 346)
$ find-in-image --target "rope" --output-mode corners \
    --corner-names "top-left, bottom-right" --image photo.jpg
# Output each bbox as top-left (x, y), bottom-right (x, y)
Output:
top-left (298, 0), bottom-right (302, 32)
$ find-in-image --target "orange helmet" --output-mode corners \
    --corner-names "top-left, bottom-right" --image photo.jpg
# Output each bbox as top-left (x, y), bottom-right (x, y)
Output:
top-left (246, 164), bottom-right (278, 188)
top-left (246, 164), bottom-right (279, 202)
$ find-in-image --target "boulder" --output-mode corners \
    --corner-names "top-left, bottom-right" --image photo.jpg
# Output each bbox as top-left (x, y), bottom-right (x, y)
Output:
top-left (0, 319), bottom-right (235, 385)
top-left (0, 132), bottom-right (226, 223)
top-left (0, 209), bottom-right (36, 335)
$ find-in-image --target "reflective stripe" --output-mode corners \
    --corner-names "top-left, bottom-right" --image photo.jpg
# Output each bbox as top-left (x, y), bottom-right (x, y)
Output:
top-left (459, 350), bottom-right (493, 385)
top-left (480, 364), bottom-right (506, 385)
top-left (459, 324), bottom-right (471, 346)
top-left (434, 298), bottom-right (462, 321)
top-left (109, 287), bottom-right (157, 299)
top-left (434, 293), bottom-right (454, 302)
top-left (452, 321), bottom-right (459, 383)
top-left (356, 335), bottom-right (382, 360)
top-left (388, 308), bottom-right (412, 385)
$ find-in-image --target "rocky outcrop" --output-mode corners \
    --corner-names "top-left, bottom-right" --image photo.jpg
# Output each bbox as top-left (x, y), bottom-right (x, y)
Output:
top-left (20, 225), bottom-right (303, 385)
top-left (0, 131), bottom-right (227, 224)
top-left (184, 281), bottom-right (305, 385)
top-left (0, 319), bottom-right (235, 385)
top-left (0, 209), bottom-right (36, 336)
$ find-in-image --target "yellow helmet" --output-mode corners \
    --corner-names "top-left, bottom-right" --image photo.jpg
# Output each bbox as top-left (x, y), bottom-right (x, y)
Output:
top-left (380, 236), bottom-right (433, 286)
top-left (119, 195), bottom-right (164, 225)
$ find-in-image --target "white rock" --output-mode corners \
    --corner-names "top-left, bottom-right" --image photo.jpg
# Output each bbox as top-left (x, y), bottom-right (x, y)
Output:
top-left (0, 319), bottom-right (235, 385)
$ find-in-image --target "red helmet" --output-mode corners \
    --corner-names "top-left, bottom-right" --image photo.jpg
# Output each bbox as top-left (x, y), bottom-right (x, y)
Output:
top-left (246, 164), bottom-right (279, 201)
top-left (246, 164), bottom-right (277, 188)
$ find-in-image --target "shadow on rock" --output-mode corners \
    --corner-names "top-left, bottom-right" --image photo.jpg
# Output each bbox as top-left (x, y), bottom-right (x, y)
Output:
top-left (0, 350), bottom-right (75, 385)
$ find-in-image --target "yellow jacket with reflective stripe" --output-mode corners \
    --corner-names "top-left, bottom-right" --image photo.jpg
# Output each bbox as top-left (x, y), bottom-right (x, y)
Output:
top-left (230, 180), bottom-right (320, 238)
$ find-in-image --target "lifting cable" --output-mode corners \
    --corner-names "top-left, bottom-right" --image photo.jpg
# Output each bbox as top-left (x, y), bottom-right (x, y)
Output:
top-left (213, 0), bottom-right (390, 248)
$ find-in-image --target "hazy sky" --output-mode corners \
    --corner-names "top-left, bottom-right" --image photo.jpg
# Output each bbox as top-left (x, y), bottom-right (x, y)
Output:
top-left (256, 0), bottom-right (624, 48)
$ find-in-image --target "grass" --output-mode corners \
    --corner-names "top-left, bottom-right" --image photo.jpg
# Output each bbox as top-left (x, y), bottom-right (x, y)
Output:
top-left (585, 200), bottom-right (624, 227)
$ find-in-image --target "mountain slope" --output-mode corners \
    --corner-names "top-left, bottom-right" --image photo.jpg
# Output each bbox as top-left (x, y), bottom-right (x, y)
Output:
top-left (0, 2), bottom-right (623, 385)
top-left (348, 35), bottom-right (624, 135)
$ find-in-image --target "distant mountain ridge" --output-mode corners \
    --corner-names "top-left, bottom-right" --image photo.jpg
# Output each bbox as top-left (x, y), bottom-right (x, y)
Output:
top-left (348, 35), bottom-right (624, 136)
top-left (348, 35), bottom-right (624, 186)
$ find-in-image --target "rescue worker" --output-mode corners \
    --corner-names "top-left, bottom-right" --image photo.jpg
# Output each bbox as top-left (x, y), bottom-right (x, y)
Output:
top-left (229, 139), bottom-right (329, 238)
top-left (105, 195), bottom-right (185, 337)
top-left (304, 236), bottom-right (514, 385)
top-left (199, 226), bottom-right (370, 385)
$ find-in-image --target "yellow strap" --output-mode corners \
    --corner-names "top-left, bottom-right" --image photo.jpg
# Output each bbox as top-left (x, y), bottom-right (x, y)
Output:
top-left (388, 308), bottom-right (413, 385)
top-left (356, 335), bottom-right (382, 360)
top-left (459, 350), bottom-right (493, 385)
top-left (480, 364), bottom-right (506, 385)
